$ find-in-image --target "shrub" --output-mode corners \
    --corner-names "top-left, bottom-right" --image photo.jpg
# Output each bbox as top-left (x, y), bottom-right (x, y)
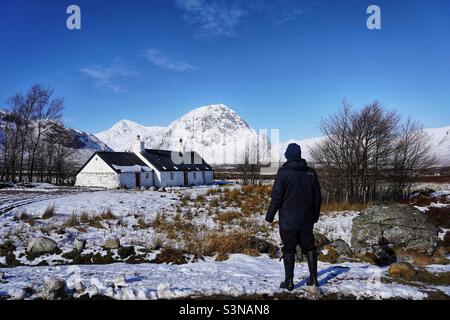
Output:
top-left (42, 205), bottom-right (55, 219)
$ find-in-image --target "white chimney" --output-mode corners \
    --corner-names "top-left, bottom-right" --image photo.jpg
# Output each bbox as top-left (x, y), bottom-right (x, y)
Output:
top-left (132, 135), bottom-right (145, 154)
top-left (179, 138), bottom-right (184, 153)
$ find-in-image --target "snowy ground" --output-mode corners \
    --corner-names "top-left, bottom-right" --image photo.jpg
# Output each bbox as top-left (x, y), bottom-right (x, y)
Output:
top-left (0, 183), bottom-right (449, 300)
top-left (2, 255), bottom-right (449, 300)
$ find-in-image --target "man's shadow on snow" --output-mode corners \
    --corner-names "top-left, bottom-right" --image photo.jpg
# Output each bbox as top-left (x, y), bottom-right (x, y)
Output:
top-left (294, 266), bottom-right (350, 289)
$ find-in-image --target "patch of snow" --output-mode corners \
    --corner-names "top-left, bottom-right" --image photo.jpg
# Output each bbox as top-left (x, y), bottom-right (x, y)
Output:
top-left (315, 211), bottom-right (359, 244)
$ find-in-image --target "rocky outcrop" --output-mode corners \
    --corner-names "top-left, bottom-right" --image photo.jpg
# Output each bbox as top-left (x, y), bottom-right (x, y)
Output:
top-left (351, 205), bottom-right (438, 264)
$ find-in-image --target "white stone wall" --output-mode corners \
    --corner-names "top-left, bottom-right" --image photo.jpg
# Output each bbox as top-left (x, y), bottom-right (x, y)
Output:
top-left (75, 155), bottom-right (120, 188)
top-left (75, 172), bottom-right (120, 188)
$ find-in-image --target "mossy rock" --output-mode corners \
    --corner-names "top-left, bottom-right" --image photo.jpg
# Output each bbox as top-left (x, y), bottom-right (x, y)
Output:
top-left (118, 246), bottom-right (135, 259)
top-left (26, 247), bottom-right (62, 261)
top-left (62, 249), bottom-right (116, 265)
top-left (152, 248), bottom-right (188, 265)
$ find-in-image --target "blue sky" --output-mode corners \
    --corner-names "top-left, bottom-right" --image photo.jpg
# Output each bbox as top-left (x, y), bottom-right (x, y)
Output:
top-left (1, 0), bottom-right (449, 140)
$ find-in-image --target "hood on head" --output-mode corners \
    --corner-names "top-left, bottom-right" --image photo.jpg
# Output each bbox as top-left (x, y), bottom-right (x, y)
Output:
top-left (285, 143), bottom-right (302, 161)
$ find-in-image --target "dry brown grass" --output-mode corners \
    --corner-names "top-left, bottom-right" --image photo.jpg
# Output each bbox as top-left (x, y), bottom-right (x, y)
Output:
top-left (137, 217), bottom-right (150, 229)
top-left (64, 213), bottom-right (80, 228)
top-left (17, 211), bottom-right (38, 226)
top-left (320, 202), bottom-right (372, 213)
top-left (201, 231), bottom-right (260, 258)
top-left (100, 208), bottom-right (116, 220)
top-left (427, 206), bottom-right (450, 228)
top-left (80, 211), bottom-right (90, 224)
top-left (42, 205), bottom-right (56, 219)
top-left (215, 211), bottom-right (242, 224)
top-left (400, 196), bottom-right (432, 206)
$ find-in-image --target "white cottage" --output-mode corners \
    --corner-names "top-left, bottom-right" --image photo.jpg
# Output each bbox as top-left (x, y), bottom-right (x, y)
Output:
top-left (75, 137), bottom-right (214, 189)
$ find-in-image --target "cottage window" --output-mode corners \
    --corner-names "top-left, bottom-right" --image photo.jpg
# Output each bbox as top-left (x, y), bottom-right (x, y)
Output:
top-left (170, 173), bottom-right (174, 180)
top-left (193, 172), bottom-right (197, 179)
top-left (145, 173), bottom-right (150, 179)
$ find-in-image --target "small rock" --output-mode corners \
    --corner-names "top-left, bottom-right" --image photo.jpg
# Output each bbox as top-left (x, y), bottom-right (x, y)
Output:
top-left (73, 242), bottom-right (85, 252)
top-left (388, 262), bottom-right (417, 279)
top-left (26, 237), bottom-right (58, 256)
top-left (74, 238), bottom-right (86, 251)
top-left (74, 280), bottom-right (86, 294)
top-left (104, 238), bottom-right (120, 249)
top-left (114, 274), bottom-right (127, 287)
top-left (42, 277), bottom-right (67, 300)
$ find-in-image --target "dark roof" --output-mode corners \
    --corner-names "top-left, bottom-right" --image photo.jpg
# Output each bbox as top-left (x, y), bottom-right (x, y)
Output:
top-left (141, 149), bottom-right (213, 172)
top-left (77, 152), bottom-right (150, 175)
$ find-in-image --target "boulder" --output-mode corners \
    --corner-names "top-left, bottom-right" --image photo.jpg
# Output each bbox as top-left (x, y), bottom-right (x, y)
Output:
top-left (74, 238), bottom-right (86, 251)
top-left (329, 239), bottom-right (353, 257)
top-left (104, 238), bottom-right (120, 249)
top-left (26, 237), bottom-right (58, 256)
top-left (388, 262), bottom-right (417, 279)
top-left (41, 277), bottom-right (67, 300)
top-left (351, 205), bottom-right (438, 263)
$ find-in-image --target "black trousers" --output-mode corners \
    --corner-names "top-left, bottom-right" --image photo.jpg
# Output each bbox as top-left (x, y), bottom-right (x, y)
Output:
top-left (280, 228), bottom-right (316, 255)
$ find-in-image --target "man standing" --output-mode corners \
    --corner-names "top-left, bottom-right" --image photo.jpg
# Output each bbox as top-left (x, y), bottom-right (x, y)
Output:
top-left (266, 143), bottom-right (322, 292)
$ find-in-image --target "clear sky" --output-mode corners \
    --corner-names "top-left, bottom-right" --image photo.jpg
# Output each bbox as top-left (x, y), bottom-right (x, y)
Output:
top-left (1, 0), bottom-right (449, 140)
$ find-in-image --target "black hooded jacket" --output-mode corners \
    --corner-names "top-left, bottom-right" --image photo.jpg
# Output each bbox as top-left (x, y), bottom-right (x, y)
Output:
top-left (265, 158), bottom-right (322, 230)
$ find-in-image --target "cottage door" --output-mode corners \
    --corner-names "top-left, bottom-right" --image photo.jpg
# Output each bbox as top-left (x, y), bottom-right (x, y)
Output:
top-left (183, 172), bottom-right (188, 187)
top-left (135, 172), bottom-right (141, 188)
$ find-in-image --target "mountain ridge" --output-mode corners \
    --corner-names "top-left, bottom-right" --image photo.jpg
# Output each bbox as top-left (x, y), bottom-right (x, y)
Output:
top-left (95, 104), bottom-right (450, 166)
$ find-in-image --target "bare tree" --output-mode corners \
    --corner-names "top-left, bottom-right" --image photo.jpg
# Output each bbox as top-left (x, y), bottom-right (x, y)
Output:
top-left (27, 85), bottom-right (64, 181)
top-left (390, 118), bottom-right (436, 198)
top-left (0, 84), bottom-right (67, 184)
top-left (311, 100), bottom-right (432, 203)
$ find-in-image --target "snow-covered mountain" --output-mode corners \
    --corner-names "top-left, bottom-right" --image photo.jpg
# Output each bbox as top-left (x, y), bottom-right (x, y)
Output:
top-left (96, 104), bottom-right (450, 166)
top-left (96, 104), bottom-right (258, 164)
top-left (425, 126), bottom-right (450, 167)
